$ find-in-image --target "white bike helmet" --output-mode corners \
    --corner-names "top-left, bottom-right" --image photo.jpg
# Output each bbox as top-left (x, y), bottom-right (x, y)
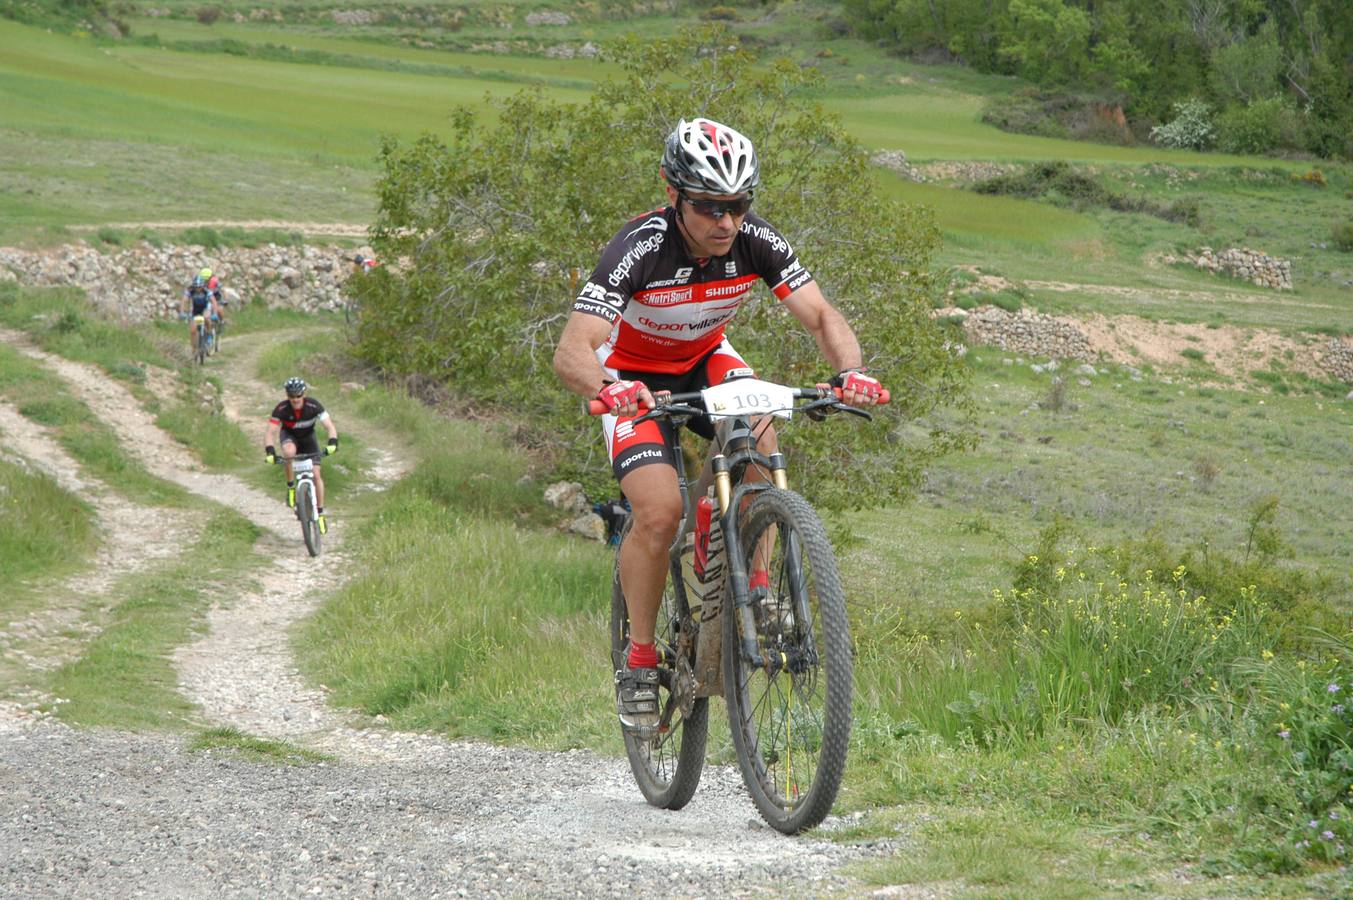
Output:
top-left (661, 118), bottom-right (760, 197)
top-left (284, 377), bottom-right (307, 397)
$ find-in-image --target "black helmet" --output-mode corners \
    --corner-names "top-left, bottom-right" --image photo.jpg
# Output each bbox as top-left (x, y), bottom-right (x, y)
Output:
top-left (661, 117), bottom-right (760, 197)
top-left (283, 377), bottom-right (307, 397)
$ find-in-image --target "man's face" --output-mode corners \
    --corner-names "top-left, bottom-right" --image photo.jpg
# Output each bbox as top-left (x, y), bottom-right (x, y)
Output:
top-left (289, 394), bottom-right (305, 409)
top-left (667, 185), bottom-right (751, 258)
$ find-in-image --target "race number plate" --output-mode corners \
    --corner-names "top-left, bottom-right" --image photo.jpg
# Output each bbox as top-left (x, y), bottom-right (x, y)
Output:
top-left (292, 458), bottom-right (314, 473)
top-left (701, 379), bottom-right (795, 420)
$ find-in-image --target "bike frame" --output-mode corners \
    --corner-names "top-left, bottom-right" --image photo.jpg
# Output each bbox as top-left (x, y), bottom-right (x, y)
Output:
top-left (649, 390), bottom-right (827, 698)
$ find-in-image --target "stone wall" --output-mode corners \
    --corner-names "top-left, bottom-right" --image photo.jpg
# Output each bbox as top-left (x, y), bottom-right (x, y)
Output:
top-left (0, 241), bottom-right (367, 322)
top-left (1194, 247), bottom-right (1292, 290)
top-left (959, 306), bottom-right (1094, 361)
top-left (1320, 339), bottom-right (1353, 384)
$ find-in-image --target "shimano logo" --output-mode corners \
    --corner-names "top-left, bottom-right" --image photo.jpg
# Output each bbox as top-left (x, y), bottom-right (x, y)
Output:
top-left (641, 288), bottom-right (692, 307)
top-left (705, 282), bottom-right (749, 299)
top-left (607, 234), bottom-right (664, 287)
top-left (740, 222), bottom-right (790, 255)
top-left (619, 448), bottom-right (665, 469)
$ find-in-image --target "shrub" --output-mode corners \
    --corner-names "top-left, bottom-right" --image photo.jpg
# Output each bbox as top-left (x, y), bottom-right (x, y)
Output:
top-left (1180, 347), bottom-right (1206, 362)
top-left (357, 25), bottom-right (973, 510)
top-left (1150, 98), bottom-right (1214, 151)
top-left (195, 5), bottom-right (220, 24)
top-left (699, 5), bottom-right (738, 20)
top-left (95, 226), bottom-right (125, 246)
top-left (1333, 221), bottom-right (1353, 252)
top-left (1215, 97), bottom-right (1298, 156)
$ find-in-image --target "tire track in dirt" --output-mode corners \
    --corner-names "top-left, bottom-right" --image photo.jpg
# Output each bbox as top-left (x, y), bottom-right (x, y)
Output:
top-left (0, 394), bottom-right (198, 718)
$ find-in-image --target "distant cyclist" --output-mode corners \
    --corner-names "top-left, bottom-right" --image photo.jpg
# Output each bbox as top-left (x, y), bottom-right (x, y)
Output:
top-left (264, 377), bottom-right (340, 534)
top-left (182, 270), bottom-right (224, 353)
top-left (201, 267), bottom-right (226, 326)
top-left (352, 254), bottom-right (380, 275)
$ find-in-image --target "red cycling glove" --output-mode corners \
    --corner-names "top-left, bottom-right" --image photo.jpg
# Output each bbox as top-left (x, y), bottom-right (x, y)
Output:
top-left (831, 369), bottom-right (885, 401)
top-left (597, 379), bottom-right (647, 413)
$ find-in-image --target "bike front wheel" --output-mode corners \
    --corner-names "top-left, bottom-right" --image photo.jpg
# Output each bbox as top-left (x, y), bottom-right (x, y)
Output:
top-left (610, 520), bottom-right (708, 810)
top-left (723, 488), bottom-right (852, 834)
top-left (298, 479), bottom-right (321, 557)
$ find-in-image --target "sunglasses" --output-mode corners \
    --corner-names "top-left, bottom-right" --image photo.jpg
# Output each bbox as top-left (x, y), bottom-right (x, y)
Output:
top-left (681, 192), bottom-right (752, 219)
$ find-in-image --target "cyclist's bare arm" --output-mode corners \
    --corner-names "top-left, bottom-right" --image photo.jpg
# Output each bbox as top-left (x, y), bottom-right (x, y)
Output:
top-left (553, 312), bottom-right (656, 410)
top-left (322, 418), bottom-right (338, 442)
top-left (265, 421), bottom-right (280, 447)
top-left (781, 283), bottom-right (881, 407)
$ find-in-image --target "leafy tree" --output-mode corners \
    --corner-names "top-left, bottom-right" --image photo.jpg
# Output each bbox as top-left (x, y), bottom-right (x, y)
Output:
top-left (1209, 19), bottom-right (1283, 104)
top-left (353, 25), bottom-right (973, 509)
top-left (997, 0), bottom-right (1092, 86)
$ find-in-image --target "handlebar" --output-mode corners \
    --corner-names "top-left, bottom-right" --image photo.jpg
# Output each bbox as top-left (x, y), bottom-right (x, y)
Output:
top-left (270, 451), bottom-right (325, 463)
top-left (585, 384), bottom-right (890, 417)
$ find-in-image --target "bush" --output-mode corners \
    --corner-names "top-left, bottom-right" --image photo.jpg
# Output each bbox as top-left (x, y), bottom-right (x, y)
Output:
top-left (357, 25), bottom-right (973, 510)
top-left (1333, 221), bottom-right (1353, 252)
top-left (195, 5), bottom-right (220, 24)
top-left (1150, 98), bottom-right (1214, 151)
top-left (1215, 97), bottom-right (1300, 156)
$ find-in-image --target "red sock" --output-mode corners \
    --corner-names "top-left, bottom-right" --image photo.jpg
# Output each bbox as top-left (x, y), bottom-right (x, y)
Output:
top-left (627, 641), bottom-right (658, 669)
top-left (749, 570), bottom-right (770, 591)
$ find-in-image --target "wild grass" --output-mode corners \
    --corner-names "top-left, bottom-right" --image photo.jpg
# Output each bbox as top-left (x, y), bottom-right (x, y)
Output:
top-left (49, 509), bottom-right (261, 730)
top-left (0, 283), bottom-right (174, 376)
top-left (0, 456), bottom-right (94, 614)
top-left (189, 726), bottom-right (332, 764)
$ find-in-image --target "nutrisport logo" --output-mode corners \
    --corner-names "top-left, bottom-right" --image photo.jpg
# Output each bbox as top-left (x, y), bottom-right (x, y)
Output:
top-left (640, 288), bottom-right (693, 307)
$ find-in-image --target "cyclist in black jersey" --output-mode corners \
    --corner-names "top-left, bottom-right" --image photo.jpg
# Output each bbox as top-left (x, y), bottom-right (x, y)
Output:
top-left (553, 117), bottom-right (887, 735)
top-left (264, 377), bottom-right (340, 534)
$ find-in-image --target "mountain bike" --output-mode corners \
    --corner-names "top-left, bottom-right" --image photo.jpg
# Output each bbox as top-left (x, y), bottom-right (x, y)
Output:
top-left (273, 451), bottom-right (323, 556)
top-left (590, 377), bottom-right (888, 834)
top-left (191, 314), bottom-right (211, 365)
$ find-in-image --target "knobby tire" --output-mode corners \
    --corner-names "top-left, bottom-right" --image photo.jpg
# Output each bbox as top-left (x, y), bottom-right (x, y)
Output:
top-left (298, 479), bottom-right (321, 557)
top-left (722, 488), bottom-right (852, 834)
top-left (610, 519), bottom-right (708, 809)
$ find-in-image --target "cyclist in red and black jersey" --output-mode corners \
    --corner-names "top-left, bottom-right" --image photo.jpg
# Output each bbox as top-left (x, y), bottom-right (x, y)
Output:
top-left (553, 117), bottom-right (886, 735)
top-left (264, 377), bottom-right (340, 534)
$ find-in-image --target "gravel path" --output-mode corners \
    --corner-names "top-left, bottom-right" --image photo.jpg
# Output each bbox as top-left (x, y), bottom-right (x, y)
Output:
top-left (0, 328), bottom-right (894, 897)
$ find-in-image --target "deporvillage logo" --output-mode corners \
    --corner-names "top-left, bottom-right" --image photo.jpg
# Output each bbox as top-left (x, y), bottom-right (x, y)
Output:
top-left (637, 313), bottom-right (730, 332)
top-left (607, 233), bottom-right (665, 287)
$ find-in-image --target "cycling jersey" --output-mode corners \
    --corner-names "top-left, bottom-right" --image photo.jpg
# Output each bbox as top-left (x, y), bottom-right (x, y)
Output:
top-left (186, 284), bottom-right (211, 315)
top-left (573, 206), bottom-right (814, 375)
top-left (269, 398), bottom-right (330, 434)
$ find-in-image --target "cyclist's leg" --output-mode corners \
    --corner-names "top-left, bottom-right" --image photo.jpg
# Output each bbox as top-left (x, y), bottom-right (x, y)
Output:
top-left (616, 461), bottom-right (682, 646)
top-left (280, 436), bottom-right (297, 485)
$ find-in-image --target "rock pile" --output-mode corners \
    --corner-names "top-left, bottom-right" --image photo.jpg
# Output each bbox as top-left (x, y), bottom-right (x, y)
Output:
top-left (1193, 247), bottom-right (1292, 290)
top-left (960, 306), bottom-right (1094, 361)
top-left (0, 241), bottom-right (365, 322)
top-left (1320, 339), bottom-right (1353, 384)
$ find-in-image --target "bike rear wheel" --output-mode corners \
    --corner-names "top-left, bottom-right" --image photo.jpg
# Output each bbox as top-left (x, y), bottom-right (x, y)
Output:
top-left (610, 519), bottom-right (708, 809)
top-left (723, 488), bottom-right (852, 834)
top-left (298, 478), bottom-right (321, 557)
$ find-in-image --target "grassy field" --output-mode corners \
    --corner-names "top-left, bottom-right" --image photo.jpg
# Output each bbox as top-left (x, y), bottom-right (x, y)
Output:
top-left (7, 10), bottom-right (1351, 324)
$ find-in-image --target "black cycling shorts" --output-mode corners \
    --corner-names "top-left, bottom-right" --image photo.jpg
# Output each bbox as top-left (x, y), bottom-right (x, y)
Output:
top-left (280, 428), bottom-right (321, 459)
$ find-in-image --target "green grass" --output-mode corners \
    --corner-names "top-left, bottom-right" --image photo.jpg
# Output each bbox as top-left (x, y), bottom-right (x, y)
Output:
top-left (189, 726), bottom-right (332, 764)
top-left (0, 283), bottom-right (175, 376)
top-left (0, 456), bottom-right (95, 613)
top-left (49, 509), bottom-right (262, 729)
